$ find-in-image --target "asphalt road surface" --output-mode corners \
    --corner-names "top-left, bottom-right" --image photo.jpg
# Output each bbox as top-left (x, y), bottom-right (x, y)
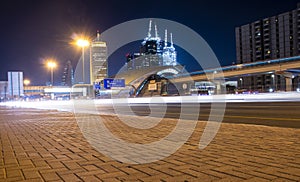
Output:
top-left (98, 102), bottom-right (300, 128)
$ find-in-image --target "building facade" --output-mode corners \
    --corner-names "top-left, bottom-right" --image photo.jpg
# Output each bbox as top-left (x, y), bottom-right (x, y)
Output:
top-left (126, 20), bottom-right (178, 70)
top-left (90, 31), bottom-right (107, 84)
top-left (61, 60), bottom-right (74, 86)
top-left (0, 81), bottom-right (8, 101)
top-left (235, 3), bottom-right (300, 91)
top-left (7, 71), bottom-right (23, 98)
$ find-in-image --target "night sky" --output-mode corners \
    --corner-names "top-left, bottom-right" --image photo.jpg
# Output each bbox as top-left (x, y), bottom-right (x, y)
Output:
top-left (0, 0), bottom-right (299, 85)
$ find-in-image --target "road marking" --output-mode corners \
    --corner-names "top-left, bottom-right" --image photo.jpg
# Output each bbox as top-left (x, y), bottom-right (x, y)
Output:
top-left (124, 110), bottom-right (300, 122)
top-left (221, 114), bottom-right (300, 121)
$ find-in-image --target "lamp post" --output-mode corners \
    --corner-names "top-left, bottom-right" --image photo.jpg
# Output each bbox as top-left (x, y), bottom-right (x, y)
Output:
top-left (47, 61), bottom-right (57, 86)
top-left (239, 78), bottom-right (243, 89)
top-left (271, 74), bottom-right (275, 91)
top-left (76, 38), bottom-right (89, 83)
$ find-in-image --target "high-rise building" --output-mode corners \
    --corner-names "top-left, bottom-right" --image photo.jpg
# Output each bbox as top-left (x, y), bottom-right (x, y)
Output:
top-left (162, 29), bottom-right (177, 66)
top-left (7, 71), bottom-right (23, 98)
top-left (235, 3), bottom-right (300, 91)
top-left (126, 20), bottom-right (178, 70)
top-left (0, 81), bottom-right (8, 100)
top-left (90, 31), bottom-right (107, 84)
top-left (61, 60), bottom-right (74, 86)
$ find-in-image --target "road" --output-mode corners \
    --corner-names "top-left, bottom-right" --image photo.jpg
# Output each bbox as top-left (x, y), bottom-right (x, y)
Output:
top-left (98, 102), bottom-right (300, 128)
top-left (2, 93), bottom-right (300, 128)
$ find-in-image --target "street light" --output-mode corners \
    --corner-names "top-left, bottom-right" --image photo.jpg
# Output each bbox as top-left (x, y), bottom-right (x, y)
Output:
top-left (23, 79), bottom-right (30, 86)
top-left (271, 74), bottom-right (275, 91)
top-left (76, 38), bottom-right (89, 83)
top-left (47, 61), bottom-right (57, 86)
top-left (23, 79), bottom-right (30, 98)
top-left (239, 78), bottom-right (243, 89)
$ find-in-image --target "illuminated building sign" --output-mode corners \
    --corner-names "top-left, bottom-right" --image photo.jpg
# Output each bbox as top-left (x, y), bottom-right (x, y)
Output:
top-left (157, 68), bottom-right (179, 75)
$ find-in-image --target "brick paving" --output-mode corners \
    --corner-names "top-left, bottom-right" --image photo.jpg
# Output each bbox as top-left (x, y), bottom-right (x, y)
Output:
top-left (0, 106), bottom-right (299, 181)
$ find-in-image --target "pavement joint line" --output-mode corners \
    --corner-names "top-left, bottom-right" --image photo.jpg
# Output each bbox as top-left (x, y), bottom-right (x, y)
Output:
top-left (170, 167), bottom-right (199, 178)
top-left (253, 170), bottom-right (298, 181)
top-left (150, 166), bottom-right (179, 178)
top-left (198, 170), bottom-right (224, 179)
top-left (210, 169), bottom-right (247, 180)
top-left (279, 170), bottom-right (300, 178)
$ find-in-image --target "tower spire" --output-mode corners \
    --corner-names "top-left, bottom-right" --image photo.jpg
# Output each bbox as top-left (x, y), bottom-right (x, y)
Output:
top-left (170, 33), bottom-right (174, 48)
top-left (96, 30), bottom-right (100, 41)
top-left (155, 23), bottom-right (158, 38)
top-left (164, 29), bottom-right (168, 48)
top-left (148, 19), bottom-right (152, 38)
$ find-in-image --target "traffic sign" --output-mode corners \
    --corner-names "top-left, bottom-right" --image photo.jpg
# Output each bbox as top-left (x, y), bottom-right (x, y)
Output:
top-left (103, 78), bottom-right (125, 89)
top-left (94, 82), bottom-right (101, 90)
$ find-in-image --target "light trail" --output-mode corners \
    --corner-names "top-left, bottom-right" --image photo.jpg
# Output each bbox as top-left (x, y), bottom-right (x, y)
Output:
top-left (1, 92), bottom-right (300, 113)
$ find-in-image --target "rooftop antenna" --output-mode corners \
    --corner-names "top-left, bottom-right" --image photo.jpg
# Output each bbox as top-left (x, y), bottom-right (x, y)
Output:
top-left (155, 23), bottom-right (158, 38)
top-left (148, 19), bottom-right (152, 38)
top-left (164, 29), bottom-right (168, 48)
top-left (96, 30), bottom-right (100, 41)
top-left (170, 33), bottom-right (174, 48)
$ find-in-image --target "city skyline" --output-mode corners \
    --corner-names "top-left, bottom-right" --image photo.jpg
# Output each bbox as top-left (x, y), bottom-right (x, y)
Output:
top-left (0, 0), bottom-right (299, 85)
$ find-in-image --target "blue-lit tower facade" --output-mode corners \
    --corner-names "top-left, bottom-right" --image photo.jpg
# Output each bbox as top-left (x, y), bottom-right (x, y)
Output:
top-left (126, 20), bottom-right (178, 70)
top-left (162, 29), bottom-right (177, 66)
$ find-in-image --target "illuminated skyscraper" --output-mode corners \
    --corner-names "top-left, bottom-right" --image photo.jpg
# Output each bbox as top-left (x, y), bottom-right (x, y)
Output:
top-left (235, 3), bottom-right (300, 91)
top-left (162, 29), bottom-right (177, 66)
top-left (61, 60), bottom-right (74, 86)
top-left (126, 20), bottom-right (178, 70)
top-left (90, 31), bottom-right (107, 84)
top-left (236, 5), bottom-right (300, 63)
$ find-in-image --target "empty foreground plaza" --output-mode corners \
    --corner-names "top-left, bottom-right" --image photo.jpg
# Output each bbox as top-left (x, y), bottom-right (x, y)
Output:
top-left (0, 106), bottom-right (299, 181)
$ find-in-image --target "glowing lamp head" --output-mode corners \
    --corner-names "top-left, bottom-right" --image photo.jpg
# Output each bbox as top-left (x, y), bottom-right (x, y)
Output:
top-left (23, 79), bottom-right (30, 85)
top-left (76, 39), bottom-right (89, 47)
top-left (47, 61), bottom-right (57, 68)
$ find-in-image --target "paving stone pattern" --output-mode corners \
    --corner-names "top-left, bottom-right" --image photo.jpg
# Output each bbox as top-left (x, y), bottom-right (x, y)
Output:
top-left (0, 107), bottom-right (299, 181)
